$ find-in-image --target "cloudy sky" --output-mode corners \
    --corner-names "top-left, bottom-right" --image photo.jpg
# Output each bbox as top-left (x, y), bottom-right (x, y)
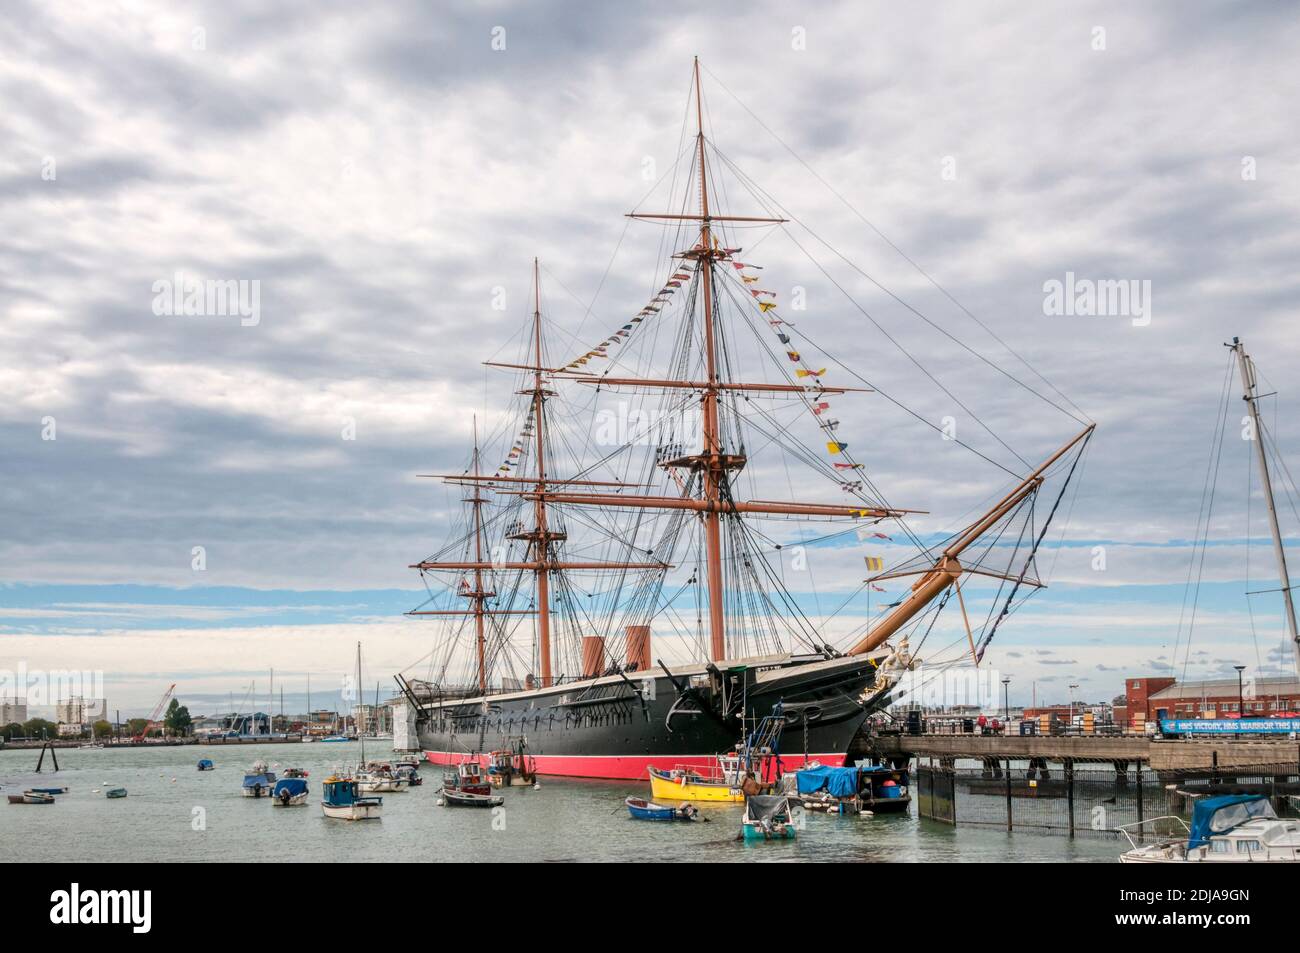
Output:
top-left (3, 1), bottom-right (1299, 716)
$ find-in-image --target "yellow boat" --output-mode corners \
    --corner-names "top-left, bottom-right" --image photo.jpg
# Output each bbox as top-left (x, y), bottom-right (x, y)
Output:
top-left (648, 762), bottom-right (746, 803)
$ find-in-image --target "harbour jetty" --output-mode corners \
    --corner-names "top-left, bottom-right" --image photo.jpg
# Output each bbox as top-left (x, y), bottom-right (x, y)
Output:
top-left (862, 729), bottom-right (1300, 837)
top-left (863, 731), bottom-right (1300, 774)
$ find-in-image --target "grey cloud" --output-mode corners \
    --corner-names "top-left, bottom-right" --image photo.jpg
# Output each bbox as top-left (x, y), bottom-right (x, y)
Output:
top-left (2, 0), bottom-right (1299, 611)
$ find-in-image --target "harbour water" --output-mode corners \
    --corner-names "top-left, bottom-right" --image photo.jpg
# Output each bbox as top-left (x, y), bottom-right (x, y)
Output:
top-left (0, 743), bottom-right (1118, 862)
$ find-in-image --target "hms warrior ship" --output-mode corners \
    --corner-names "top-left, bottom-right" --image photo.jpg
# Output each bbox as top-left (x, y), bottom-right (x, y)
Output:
top-left (398, 60), bottom-right (1094, 779)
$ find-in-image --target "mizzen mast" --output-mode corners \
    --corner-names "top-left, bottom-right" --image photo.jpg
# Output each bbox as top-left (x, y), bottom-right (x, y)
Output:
top-left (411, 260), bottom-right (669, 692)
top-left (405, 419), bottom-right (497, 693)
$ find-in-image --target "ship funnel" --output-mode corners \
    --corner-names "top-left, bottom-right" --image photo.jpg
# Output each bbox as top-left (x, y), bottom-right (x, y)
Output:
top-left (625, 625), bottom-right (651, 671)
top-left (581, 636), bottom-right (606, 678)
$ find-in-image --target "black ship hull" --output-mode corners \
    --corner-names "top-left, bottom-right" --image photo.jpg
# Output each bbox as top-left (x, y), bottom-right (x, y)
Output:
top-left (414, 652), bottom-right (891, 779)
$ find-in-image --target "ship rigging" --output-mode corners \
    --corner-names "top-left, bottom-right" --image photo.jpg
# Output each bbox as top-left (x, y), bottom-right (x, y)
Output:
top-left (396, 59), bottom-right (1095, 778)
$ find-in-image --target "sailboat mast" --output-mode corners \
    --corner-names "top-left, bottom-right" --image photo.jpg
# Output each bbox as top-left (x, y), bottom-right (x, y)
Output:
top-left (531, 258), bottom-right (554, 686)
top-left (1231, 337), bottom-right (1300, 671)
top-left (693, 57), bottom-right (728, 661)
top-left (356, 641), bottom-right (364, 761)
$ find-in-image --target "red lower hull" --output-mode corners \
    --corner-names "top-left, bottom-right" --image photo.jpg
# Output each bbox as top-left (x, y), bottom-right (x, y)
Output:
top-left (423, 749), bottom-right (844, 780)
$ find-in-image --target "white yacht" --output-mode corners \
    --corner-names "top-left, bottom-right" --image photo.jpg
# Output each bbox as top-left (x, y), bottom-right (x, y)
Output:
top-left (1118, 795), bottom-right (1300, 863)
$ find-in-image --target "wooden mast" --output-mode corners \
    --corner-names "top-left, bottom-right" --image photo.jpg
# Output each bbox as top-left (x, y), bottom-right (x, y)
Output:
top-left (693, 57), bottom-right (729, 661)
top-left (410, 264), bottom-right (676, 693)
top-left (470, 418), bottom-right (487, 692)
top-left (521, 59), bottom-right (920, 663)
top-left (531, 258), bottom-right (555, 686)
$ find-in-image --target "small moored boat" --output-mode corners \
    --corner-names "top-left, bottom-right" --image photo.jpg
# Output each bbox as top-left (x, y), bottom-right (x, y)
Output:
top-left (19, 791), bottom-right (56, 805)
top-left (625, 796), bottom-right (699, 821)
top-left (794, 764), bottom-right (863, 815)
top-left (241, 759), bottom-right (277, 797)
top-left (443, 759), bottom-right (491, 796)
top-left (357, 773), bottom-right (398, 793)
top-left (487, 742), bottom-right (538, 788)
top-left (742, 795), bottom-right (797, 842)
top-left (197, 759), bottom-right (214, 771)
top-left (394, 763), bottom-right (422, 787)
top-left (272, 777), bottom-right (309, 806)
top-left (440, 790), bottom-right (504, 808)
top-left (858, 764), bottom-right (911, 814)
top-left (105, 788), bottom-right (128, 799)
top-left (29, 786), bottom-right (68, 795)
top-left (321, 776), bottom-right (382, 820)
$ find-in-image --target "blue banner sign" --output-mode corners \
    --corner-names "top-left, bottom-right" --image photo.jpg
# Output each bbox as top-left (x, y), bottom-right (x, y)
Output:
top-left (1161, 718), bottom-right (1300, 735)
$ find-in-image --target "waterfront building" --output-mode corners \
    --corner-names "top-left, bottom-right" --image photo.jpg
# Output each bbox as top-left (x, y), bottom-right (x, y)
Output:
top-left (55, 696), bottom-right (107, 731)
top-left (0, 698), bottom-right (27, 724)
top-left (1116, 675), bottom-right (1300, 728)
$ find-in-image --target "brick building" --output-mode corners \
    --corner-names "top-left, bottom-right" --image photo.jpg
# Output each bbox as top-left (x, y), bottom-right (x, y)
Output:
top-left (1148, 676), bottom-right (1300, 720)
top-left (1116, 676), bottom-right (1176, 726)
top-left (1116, 674), bottom-right (1300, 728)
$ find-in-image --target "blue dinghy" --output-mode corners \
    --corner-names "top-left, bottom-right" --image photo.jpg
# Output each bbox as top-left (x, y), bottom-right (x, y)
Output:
top-left (626, 796), bottom-right (698, 821)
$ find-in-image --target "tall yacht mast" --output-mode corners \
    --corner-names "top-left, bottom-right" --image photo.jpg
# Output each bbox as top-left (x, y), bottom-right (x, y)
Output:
top-left (1230, 337), bottom-right (1300, 671)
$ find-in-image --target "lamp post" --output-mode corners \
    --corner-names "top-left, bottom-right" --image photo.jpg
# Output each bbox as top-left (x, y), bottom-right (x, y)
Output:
top-left (1235, 665), bottom-right (1246, 737)
top-left (1002, 677), bottom-right (1011, 732)
top-left (1068, 683), bottom-right (1079, 734)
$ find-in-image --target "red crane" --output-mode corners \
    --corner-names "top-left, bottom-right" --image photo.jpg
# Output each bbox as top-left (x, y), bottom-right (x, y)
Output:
top-left (133, 683), bottom-right (176, 742)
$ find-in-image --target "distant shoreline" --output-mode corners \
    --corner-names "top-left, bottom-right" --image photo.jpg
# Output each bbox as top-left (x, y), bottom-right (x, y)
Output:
top-left (0, 735), bottom-right (337, 750)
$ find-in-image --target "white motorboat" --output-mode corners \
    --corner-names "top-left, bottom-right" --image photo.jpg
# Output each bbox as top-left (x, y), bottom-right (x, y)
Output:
top-left (356, 773), bottom-right (399, 794)
top-left (1118, 795), bottom-right (1300, 863)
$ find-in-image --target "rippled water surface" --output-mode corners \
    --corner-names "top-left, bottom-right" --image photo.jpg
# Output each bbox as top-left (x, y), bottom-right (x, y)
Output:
top-left (0, 742), bottom-right (1118, 862)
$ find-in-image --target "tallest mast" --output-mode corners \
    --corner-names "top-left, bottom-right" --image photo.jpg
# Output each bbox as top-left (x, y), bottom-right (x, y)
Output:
top-left (692, 57), bottom-right (729, 661)
top-left (531, 258), bottom-right (555, 686)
